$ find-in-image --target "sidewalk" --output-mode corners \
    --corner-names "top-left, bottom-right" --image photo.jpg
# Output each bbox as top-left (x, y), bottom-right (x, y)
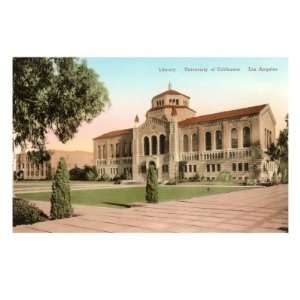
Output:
top-left (14, 184), bottom-right (288, 233)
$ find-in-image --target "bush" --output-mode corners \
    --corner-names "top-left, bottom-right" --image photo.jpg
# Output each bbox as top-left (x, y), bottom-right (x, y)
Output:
top-left (13, 197), bottom-right (48, 226)
top-left (216, 171), bottom-right (232, 182)
top-left (165, 180), bottom-right (176, 185)
top-left (272, 172), bottom-right (279, 185)
top-left (145, 165), bottom-right (158, 203)
top-left (69, 165), bottom-right (98, 181)
top-left (50, 157), bottom-right (73, 219)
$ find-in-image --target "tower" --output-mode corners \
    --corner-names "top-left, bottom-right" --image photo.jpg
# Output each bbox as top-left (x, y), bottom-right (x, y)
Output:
top-left (168, 106), bottom-right (179, 181)
top-left (132, 114), bottom-right (140, 181)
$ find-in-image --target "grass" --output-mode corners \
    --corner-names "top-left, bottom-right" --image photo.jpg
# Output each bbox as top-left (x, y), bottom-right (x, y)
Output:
top-left (16, 186), bottom-right (249, 208)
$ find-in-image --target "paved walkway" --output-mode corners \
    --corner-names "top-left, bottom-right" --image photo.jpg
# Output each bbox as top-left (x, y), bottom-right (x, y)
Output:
top-left (14, 185), bottom-right (288, 233)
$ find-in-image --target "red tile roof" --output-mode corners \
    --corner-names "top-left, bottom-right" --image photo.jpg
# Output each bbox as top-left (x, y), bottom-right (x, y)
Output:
top-left (147, 105), bottom-right (196, 114)
top-left (179, 104), bottom-right (267, 127)
top-left (93, 128), bottom-right (133, 140)
top-left (152, 89), bottom-right (190, 99)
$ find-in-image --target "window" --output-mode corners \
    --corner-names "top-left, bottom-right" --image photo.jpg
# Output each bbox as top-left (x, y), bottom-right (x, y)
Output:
top-left (159, 134), bottom-right (166, 154)
top-left (205, 132), bottom-right (212, 151)
top-left (103, 145), bottom-right (107, 159)
top-left (231, 128), bottom-right (238, 148)
top-left (217, 164), bottom-right (221, 172)
top-left (212, 164), bottom-right (215, 172)
top-left (215, 130), bottom-right (223, 150)
top-left (206, 164), bottom-right (210, 172)
top-left (98, 145), bottom-right (101, 159)
top-left (188, 165), bottom-right (192, 172)
top-left (152, 136), bottom-right (157, 155)
top-left (238, 163), bottom-right (243, 171)
top-left (110, 144), bottom-right (115, 157)
top-left (193, 165), bottom-right (197, 172)
top-left (232, 163), bottom-right (236, 171)
top-left (176, 99), bottom-right (179, 105)
top-left (243, 127), bottom-right (251, 147)
top-left (184, 165), bottom-right (188, 172)
top-left (129, 142), bottom-right (132, 156)
top-left (123, 143), bottom-right (127, 157)
top-left (144, 137), bottom-right (150, 156)
top-left (141, 165), bottom-right (147, 173)
top-left (183, 135), bottom-right (189, 152)
top-left (192, 133), bottom-right (198, 152)
top-left (116, 143), bottom-right (121, 157)
top-left (244, 163), bottom-right (249, 172)
top-left (162, 165), bottom-right (169, 173)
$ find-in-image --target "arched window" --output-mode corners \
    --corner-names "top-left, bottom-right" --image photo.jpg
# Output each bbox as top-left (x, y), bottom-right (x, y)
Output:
top-left (159, 134), bottom-right (166, 154)
top-left (216, 130), bottom-right (223, 150)
top-left (98, 145), bottom-right (101, 159)
top-left (183, 135), bottom-right (189, 152)
top-left (205, 132), bottom-right (212, 151)
top-left (116, 143), bottom-right (120, 157)
top-left (103, 145), bottom-right (107, 159)
top-left (123, 143), bottom-right (127, 157)
top-left (243, 127), bottom-right (251, 147)
top-left (144, 137), bottom-right (150, 156)
top-left (110, 144), bottom-right (114, 157)
top-left (192, 133), bottom-right (198, 152)
top-left (129, 142), bottom-right (132, 156)
top-left (231, 128), bottom-right (238, 148)
top-left (152, 135), bottom-right (157, 155)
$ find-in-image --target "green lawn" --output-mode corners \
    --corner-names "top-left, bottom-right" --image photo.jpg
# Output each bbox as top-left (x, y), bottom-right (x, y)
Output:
top-left (16, 186), bottom-right (248, 208)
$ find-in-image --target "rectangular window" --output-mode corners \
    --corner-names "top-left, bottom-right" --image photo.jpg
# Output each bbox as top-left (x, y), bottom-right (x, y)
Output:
top-left (162, 165), bottom-right (169, 173)
top-left (238, 163), bottom-right (243, 172)
top-left (206, 164), bottom-right (210, 172)
top-left (212, 164), bottom-right (215, 172)
top-left (193, 165), bottom-right (197, 172)
top-left (217, 164), bottom-right (221, 172)
top-left (141, 165), bottom-right (147, 173)
top-left (244, 163), bottom-right (249, 172)
top-left (232, 163), bottom-right (236, 172)
top-left (189, 165), bottom-right (192, 172)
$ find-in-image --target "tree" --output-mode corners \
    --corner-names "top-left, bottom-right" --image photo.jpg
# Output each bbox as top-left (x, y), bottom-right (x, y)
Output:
top-left (145, 164), bottom-right (158, 203)
top-left (50, 157), bottom-right (73, 219)
top-left (13, 57), bottom-right (110, 155)
top-left (266, 114), bottom-right (288, 183)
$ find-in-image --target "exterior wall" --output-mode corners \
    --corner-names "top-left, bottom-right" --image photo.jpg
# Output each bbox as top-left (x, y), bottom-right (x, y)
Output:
top-left (15, 150), bottom-right (93, 180)
top-left (94, 133), bottom-right (133, 179)
top-left (92, 90), bottom-right (277, 184)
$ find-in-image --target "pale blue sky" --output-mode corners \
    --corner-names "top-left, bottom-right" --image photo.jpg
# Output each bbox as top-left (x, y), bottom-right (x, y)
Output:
top-left (48, 58), bottom-right (288, 152)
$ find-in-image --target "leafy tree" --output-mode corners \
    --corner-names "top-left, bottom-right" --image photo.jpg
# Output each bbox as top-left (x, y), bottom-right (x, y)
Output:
top-left (145, 164), bottom-right (158, 203)
top-left (266, 114), bottom-right (288, 183)
top-left (13, 57), bottom-right (110, 154)
top-left (50, 157), bottom-right (73, 219)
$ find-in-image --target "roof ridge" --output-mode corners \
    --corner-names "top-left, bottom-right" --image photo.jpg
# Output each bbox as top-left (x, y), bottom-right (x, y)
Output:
top-left (93, 128), bottom-right (133, 140)
top-left (179, 104), bottom-right (268, 126)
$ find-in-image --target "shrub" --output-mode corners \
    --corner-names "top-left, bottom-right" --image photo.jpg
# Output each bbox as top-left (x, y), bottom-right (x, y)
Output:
top-left (50, 157), bottom-right (73, 219)
top-left (145, 165), bottom-right (158, 203)
top-left (216, 171), bottom-right (232, 182)
top-left (13, 197), bottom-right (48, 226)
top-left (69, 165), bottom-right (98, 181)
top-left (272, 172), bottom-right (279, 185)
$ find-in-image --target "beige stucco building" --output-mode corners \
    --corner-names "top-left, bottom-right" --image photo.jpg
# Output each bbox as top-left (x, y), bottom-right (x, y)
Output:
top-left (15, 150), bottom-right (93, 180)
top-left (93, 85), bottom-right (277, 183)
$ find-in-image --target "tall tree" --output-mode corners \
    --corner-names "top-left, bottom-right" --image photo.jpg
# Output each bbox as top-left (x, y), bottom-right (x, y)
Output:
top-left (50, 157), bottom-right (73, 219)
top-left (145, 164), bottom-right (159, 203)
top-left (266, 114), bottom-right (288, 183)
top-left (13, 57), bottom-right (110, 159)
